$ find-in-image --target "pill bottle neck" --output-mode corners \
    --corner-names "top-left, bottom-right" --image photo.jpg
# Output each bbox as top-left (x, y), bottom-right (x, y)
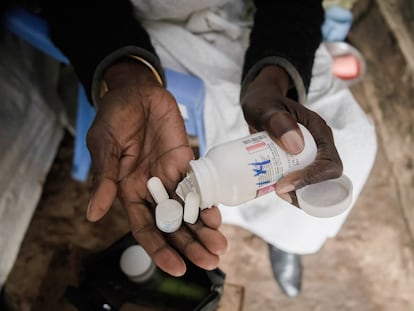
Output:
top-left (189, 157), bottom-right (219, 209)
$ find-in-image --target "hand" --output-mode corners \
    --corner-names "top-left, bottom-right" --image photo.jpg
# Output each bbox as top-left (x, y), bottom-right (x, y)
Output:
top-left (241, 65), bottom-right (343, 204)
top-left (86, 61), bottom-right (227, 276)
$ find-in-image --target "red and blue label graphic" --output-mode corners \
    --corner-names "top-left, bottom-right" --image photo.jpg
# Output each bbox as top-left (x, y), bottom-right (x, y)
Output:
top-left (243, 134), bottom-right (284, 197)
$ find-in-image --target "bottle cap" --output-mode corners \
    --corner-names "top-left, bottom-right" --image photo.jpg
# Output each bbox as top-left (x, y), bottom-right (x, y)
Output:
top-left (155, 199), bottom-right (183, 233)
top-left (120, 245), bottom-right (156, 283)
top-left (296, 174), bottom-right (353, 218)
top-left (183, 192), bottom-right (200, 224)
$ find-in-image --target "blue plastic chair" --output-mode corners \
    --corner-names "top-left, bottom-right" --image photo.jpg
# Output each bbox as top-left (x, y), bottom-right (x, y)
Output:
top-left (164, 68), bottom-right (206, 156)
top-left (3, 7), bottom-right (206, 181)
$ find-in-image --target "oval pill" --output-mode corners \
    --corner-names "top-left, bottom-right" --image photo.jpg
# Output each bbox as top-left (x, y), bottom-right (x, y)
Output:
top-left (147, 176), bottom-right (169, 204)
top-left (183, 192), bottom-right (200, 224)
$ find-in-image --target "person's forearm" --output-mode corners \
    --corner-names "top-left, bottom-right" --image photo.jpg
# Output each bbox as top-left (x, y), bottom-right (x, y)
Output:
top-left (242, 0), bottom-right (324, 102)
top-left (40, 0), bottom-right (162, 101)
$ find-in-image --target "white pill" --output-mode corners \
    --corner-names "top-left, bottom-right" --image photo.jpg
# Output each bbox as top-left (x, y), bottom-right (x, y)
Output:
top-left (147, 176), bottom-right (169, 204)
top-left (183, 192), bottom-right (200, 224)
top-left (155, 199), bottom-right (183, 233)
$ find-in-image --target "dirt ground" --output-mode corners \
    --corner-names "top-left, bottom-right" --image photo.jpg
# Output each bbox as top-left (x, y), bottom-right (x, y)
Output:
top-left (3, 3), bottom-right (414, 311)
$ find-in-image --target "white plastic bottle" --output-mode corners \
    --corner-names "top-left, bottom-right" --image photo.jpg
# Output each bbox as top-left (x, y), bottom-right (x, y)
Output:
top-left (177, 124), bottom-right (317, 209)
top-left (177, 123), bottom-right (354, 218)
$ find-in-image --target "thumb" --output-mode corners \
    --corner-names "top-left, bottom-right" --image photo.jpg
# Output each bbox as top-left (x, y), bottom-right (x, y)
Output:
top-left (263, 111), bottom-right (304, 154)
top-left (86, 129), bottom-right (120, 222)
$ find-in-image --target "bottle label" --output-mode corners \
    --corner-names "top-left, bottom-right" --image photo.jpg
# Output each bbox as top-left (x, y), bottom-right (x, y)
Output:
top-left (256, 184), bottom-right (276, 197)
top-left (242, 133), bottom-right (287, 198)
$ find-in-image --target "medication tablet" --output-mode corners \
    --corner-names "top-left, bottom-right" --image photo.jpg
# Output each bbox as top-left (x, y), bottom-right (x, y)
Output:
top-left (155, 199), bottom-right (183, 233)
top-left (147, 176), bottom-right (169, 204)
top-left (183, 192), bottom-right (200, 224)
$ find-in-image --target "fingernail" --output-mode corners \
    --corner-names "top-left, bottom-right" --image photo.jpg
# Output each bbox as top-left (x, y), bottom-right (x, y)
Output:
top-left (278, 192), bottom-right (292, 203)
top-left (86, 197), bottom-right (94, 220)
top-left (280, 130), bottom-right (304, 154)
top-left (276, 183), bottom-right (295, 194)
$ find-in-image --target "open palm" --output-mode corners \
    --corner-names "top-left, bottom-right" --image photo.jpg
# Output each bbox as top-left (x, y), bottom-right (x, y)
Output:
top-left (86, 83), bottom-right (227, 276)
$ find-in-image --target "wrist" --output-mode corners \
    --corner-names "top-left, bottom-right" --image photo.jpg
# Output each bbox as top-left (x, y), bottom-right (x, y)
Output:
top-left (103, 58), bottom-right (162, 90)
top-left (252, 65), bottom-right (290, 96)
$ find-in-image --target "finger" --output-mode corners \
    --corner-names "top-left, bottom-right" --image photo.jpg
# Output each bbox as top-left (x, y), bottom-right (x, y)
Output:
top-left (186, 220), bottom-right (228, 256)
top-left (276, 157), bottom-right (343, 195)
top-left (199, 206), bottom-right (222, 229)
top-left (126, 201), bottom-right (187, 277)
top-left (269, 104), bottom-right (342, 191)
top-left (86, 178), bottom-right (118, 221)
top-left (277, 114), bottom-right (343, 192)
top-left (276, 190), bottom-right (299, 207)
top-left (86, 126), bottom-right (121, 221)
top-left (168, 227), bottom-right (221, 271)
top-left (261, 110), bottom-right (304, 154)
top-left (276, 160), bottom-right (340, 209)
top-left (157, 145), bottom-right (195, 193)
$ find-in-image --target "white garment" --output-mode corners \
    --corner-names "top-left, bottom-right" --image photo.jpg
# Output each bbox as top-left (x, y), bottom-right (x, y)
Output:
top-left (133, 0), bottom-right (377, 254)
top-left (220, 46), bottom-right (377, 254)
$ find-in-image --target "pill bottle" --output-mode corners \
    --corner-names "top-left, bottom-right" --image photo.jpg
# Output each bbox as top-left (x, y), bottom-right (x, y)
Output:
top-left (176, 123), bottom-right (353, 218)
top-left (120, 244), bottom-right (157, 283)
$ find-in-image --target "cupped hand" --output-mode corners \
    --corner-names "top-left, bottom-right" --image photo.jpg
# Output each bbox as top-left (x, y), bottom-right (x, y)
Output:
top-left (86, 61), bottom-right (227, 276)
top-left (241, 65), bottom-right (343, 204)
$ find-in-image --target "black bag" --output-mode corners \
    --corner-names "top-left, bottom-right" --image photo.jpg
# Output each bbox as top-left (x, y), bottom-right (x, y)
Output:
top-left (66, 232), bottom-right (225, 311)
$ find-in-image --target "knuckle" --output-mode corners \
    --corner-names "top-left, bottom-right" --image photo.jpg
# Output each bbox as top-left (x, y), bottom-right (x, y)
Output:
top-left (324, 160), bottom-right (343, 178)
top-left (131, 223), bottom-right (157, 239)
top-left (302, 159), bottom-right (343, 186)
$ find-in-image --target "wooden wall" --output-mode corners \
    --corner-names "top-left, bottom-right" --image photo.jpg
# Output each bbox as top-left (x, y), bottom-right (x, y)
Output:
top-left (351, 0), bottom-right (414, 241)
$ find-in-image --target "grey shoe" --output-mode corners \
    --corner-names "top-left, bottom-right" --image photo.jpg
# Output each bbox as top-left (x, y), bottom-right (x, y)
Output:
top-left (268, 244), bottom-right (303, 298)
